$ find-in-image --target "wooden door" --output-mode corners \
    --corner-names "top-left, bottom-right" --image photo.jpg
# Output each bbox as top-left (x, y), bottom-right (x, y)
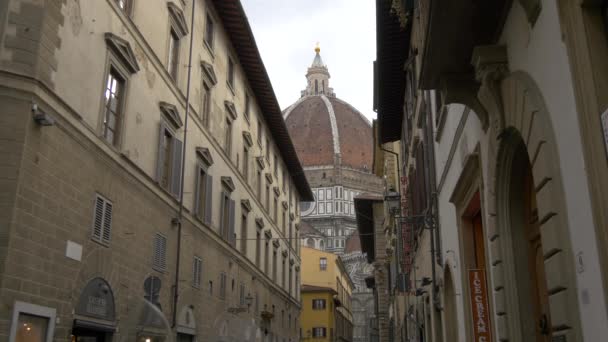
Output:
top-left (524, 168), bottom-right (552, 341)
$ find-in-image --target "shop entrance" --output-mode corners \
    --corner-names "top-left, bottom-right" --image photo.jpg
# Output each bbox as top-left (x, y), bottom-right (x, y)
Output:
top-left (71, 327), bottom-right (109, 342)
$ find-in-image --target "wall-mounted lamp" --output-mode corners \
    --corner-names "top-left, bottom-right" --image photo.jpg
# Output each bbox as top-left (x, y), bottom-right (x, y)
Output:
top-left (32, 104), bottom-right (54, 126)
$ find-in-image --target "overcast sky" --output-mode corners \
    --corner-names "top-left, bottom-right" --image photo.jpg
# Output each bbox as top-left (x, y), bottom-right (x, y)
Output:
top-left (241, 0), bottom-right (377, 121)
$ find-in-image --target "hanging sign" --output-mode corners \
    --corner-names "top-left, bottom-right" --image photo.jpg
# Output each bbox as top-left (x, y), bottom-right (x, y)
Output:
top-left (468, 269), bottom-right (492, 342)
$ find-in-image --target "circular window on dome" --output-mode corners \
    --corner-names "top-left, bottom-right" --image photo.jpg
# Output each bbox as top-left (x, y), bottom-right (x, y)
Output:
top-left (300, 201), bottom-right (316, 216)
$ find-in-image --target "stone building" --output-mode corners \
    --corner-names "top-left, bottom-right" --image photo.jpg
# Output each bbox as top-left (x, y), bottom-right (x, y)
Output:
top-left (300, 246), bottom-right (354, 342)
top-left (285, 48), bottom-right (382, 342)
top-left (0, 1), bottom-right (313, 341)
top-left (373, 0), bottom-right (608, 341)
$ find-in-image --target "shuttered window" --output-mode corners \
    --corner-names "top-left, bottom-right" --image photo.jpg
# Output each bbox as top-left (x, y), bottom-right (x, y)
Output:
top-left (219, 273), bottom-right (227, 299)
top-left (156, 122), bottom-right (183, 198)
top-left (193, 256), bottom-right (202, 288)
top-left (153, 233), bottom-right (167, 272)
top-left (194, 166), bottom-right (213, 224)
top-left (239, 283), bottom-right (246, 306)
top-left (92, 194), bottom-right (112, 245)
top-left (219, 191), bottom-right (235, 246)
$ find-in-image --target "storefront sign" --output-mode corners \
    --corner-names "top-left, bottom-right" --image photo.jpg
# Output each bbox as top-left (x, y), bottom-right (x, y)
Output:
top-left (468, 269), bottom-right (492, 342)
top-left (75, 278), bottom-right (115, 321)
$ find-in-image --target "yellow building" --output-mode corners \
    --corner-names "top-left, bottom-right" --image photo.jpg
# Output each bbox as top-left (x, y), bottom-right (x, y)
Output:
top-left (300, 246), bottom-right (354, 341)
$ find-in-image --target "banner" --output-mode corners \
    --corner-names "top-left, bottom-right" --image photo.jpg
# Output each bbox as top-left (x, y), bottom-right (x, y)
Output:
top-left (468, 269), bottom-right (492, 342)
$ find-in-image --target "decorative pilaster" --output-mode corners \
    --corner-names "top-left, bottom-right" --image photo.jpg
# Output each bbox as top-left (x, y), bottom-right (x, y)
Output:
top-left (472, 45), bottom-right (509, 140)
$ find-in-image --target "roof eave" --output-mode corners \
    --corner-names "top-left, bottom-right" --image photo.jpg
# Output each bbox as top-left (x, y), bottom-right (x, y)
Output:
top-left (375, 0), bottom-right (411, 144)
top-left (212, 0), bottom-right (313, 201)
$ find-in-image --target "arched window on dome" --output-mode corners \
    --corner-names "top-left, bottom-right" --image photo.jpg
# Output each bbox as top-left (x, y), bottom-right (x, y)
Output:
top-left (315, 80), bottom-right (318, 95)
top-left (306, 238), bottom-right (314, 247)
top-left (322, 80), bottom-right (325, 94)
top-left (319, 240), bottom-right (324, 250)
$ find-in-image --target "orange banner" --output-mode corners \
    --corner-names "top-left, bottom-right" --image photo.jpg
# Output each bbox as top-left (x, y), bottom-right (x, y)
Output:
top-left (468, 269), bottom-right (492, 342)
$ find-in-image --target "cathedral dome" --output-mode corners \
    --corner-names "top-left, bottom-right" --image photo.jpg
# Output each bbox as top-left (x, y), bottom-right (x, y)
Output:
top-left (283, 48), bottom-right (373, 171)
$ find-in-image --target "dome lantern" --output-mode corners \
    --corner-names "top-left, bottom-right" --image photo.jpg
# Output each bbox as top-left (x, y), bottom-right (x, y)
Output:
top-left (302, 44), bottom-right (335, 97)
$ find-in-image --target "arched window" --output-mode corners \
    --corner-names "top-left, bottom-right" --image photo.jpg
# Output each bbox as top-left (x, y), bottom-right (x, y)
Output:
top-left (315, 80), bottom-right (318, 95)
top-left (322, 80), bottom-right (325, 94)
top-left (306, 238), bottom-right (314, 247)
top-left (319, 240), bottom-right (325, 250)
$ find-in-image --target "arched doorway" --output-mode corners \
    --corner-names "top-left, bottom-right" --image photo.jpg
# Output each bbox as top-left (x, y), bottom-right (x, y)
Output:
top-left (484, 71), bottom-right (583, 341)
top-left (499, 132), bottom-right (551, 341)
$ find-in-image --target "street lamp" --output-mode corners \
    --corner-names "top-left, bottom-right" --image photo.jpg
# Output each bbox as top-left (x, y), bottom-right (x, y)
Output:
top-left (384, 191), bottom-right (401, 215)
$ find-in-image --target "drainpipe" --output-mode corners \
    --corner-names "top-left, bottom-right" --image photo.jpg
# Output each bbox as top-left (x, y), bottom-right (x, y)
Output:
top-left (172, 0), bottom-right (196, 328)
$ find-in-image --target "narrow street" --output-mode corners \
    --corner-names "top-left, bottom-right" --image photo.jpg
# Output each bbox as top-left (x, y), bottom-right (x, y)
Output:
top-left (0, 1), bottom-right (607, 342)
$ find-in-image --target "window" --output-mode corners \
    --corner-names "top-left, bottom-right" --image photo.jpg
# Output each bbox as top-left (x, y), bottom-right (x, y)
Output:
top-left (9, 302), bottom-right (56, 342)
top-left (194, 165), bottom-right (213, 224)
top-left (227, 58), bottom-right (235, 90)
top-left (224, 118), bottom-right (232, 155)
top-left (240, 214), bottom-right (248, 254)
top-left (282, 256), bottom-right (286, 288)
top-left (312, 299), bottom-right (326, 310)
top-left (204, 13), bottom-right (214, 50)
top-left (273, 197), bottom-right (278, 222)
top-left (320, 257), bottom-right (327, 271)
top-left (315, 80), bottom-right (318, 95)
top-left (242, 146), bottom-right (249, 181)
top-left (193, 257), bottom-right (202, 288)
top-left (257, 170), bottom-right (262, 200)
top-left (244, 94), bottom-right (250, 121)
top-left (219, 273), bottom-right (227, 299)
top-left (168, 29), bottom-right (180, 80)
top-left (273, 154), bottom-right (278, 175)
top-left (264, 240), bottom-right (270, 274)
top-left (272, 249), bottom-right (278, 282)
top-left (92, 194), bottom-right (112, 245)
top-left (312, 327), bottom-right (327, 338)
top-left (153, 233), bottom-right (167, 271)
top-left (219, 190), bottom-right (235, 246)
top-left (265, 183), bottom-right (270, 210)
top-left (256, 231), bottom-right (261, 266)
top-left (201, 82), bottom-right (211, 127)
top-left (156, 120), bottom-right (183, 197)
top-left (239, 283), bottom-right (246, 306)
top-left (257, 120), bottom-right (262, 145)
top-left (266, 138), bottom-right (270, 160)
top-left (102, 69), bottom-right (125, 146)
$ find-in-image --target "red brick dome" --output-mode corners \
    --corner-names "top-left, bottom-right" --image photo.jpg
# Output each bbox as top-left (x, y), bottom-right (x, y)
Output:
top-left (283, 95), bottom-right (373, 171)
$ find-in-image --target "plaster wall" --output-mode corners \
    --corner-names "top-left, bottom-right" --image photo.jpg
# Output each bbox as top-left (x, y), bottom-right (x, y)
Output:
top-left (497, 1), bottom-right (608, 338)
top-left (434, 104), bottom-right (484, 342)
